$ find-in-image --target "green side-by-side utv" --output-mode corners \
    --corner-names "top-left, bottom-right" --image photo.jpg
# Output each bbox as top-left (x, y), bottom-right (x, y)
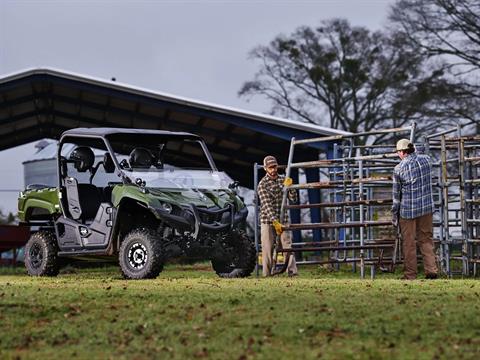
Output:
top-left (18, 128), bottom-right (255, 279)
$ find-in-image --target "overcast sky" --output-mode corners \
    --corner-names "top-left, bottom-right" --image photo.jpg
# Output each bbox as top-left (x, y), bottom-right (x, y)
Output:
top-left (0, 0), bottom-right (393, 213)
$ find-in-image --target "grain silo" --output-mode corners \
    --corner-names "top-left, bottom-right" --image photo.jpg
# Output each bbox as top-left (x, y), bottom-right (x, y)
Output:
top-left (23, 140), bottom-right (108, 188)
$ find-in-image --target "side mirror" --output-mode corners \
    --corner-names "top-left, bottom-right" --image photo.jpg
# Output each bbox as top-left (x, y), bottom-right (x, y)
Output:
top-left (119, 159), bottom-right (131, 170)
top-left (135, 178), bottom-right (148, 194)
top-left (135, 178), bottom-right (146, 188)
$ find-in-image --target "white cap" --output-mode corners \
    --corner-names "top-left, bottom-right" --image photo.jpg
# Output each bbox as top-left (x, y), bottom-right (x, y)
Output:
top-left (396, 139), bottom-right (412, 151)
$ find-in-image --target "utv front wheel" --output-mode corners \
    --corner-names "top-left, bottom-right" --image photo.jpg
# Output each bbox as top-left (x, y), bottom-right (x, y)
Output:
top-left (212, 230), bottom-right (256, 278)
top-left (24, 231), bottom-right (59, 276)
top-left (119, 228), bottom-right (164, 279)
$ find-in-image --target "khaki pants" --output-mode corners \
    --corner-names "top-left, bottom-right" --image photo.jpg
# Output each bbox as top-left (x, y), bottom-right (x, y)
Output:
top-left (260, 223), bottom-right (298, 277)
top-left (399, 213), bottom-right (438, 279)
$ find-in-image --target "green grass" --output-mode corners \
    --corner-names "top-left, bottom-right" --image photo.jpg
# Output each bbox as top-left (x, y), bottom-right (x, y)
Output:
top-left (1, 264), bottom-right (480, 359)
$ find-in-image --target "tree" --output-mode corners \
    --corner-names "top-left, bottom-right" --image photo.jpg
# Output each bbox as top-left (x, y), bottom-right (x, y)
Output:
top-left (390, 0), bottom-right (480, 125)
top-left (0, 210), bottom-right (17, 225)
top-left (390, 0), bottom-right (480, 74)
top-left (239, 19), bottom-right (465, 143)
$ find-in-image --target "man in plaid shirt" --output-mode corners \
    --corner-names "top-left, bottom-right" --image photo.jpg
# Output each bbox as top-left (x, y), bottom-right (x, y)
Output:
top-left (392, 139), bottom-right (438, 280)
top-left (257, 155), bottom-right (298, 277)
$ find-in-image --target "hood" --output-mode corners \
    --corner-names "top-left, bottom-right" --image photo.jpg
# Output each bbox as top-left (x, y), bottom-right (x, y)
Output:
top-left (147, 187), bottom-right (238, 208)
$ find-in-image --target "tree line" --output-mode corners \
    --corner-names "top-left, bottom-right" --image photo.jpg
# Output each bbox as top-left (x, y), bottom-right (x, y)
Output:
top-left (0, 210), bottom-right (16, 225)
top-left (239, 0), bottom-right (479, 144)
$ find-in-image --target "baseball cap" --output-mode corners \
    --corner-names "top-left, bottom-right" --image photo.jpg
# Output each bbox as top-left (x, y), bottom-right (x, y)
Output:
top-left (263, 155), bottom-right (278, 168)
top-left (396, 139), bottom-right (412, 151)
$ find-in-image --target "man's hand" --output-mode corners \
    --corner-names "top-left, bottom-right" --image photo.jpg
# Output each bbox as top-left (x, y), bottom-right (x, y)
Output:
top-left (283, 177), bottom-right (293, 187)
top-left (272, 219), bottom-right (284, 235)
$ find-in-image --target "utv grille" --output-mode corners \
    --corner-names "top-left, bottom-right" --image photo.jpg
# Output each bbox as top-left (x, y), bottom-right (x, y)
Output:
top-left (197, 206), bottom-right (231, 224)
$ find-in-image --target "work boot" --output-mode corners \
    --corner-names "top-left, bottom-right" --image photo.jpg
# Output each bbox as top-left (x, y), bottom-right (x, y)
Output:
top-left (425, 273), bottom-right (438, 280)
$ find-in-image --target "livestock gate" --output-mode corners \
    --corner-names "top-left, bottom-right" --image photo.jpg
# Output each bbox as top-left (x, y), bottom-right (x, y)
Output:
top-left (425, 124), bottom-right (480, 276)
top-left (253, 122), bottom-right (480, 278)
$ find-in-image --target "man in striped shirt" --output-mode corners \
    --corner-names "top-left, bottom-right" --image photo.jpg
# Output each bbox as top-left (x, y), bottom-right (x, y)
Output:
top-left (257, 155), bottom-right (298, 277)
top-left (392, 139), bottom-right (438, 280)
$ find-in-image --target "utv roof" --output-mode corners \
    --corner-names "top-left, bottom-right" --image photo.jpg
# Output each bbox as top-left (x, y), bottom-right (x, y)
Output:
top-left (61, 127), bottom-right (200, 139)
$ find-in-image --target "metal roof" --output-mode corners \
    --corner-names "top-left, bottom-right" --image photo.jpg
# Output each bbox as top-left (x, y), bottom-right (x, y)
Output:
top-left (0, 67), bottom-right (351, 187)
top-left (61, 127), bottom-right (199, 138)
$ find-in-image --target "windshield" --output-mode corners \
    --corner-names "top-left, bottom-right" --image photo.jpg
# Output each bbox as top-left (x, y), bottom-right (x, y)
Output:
top-left (106, 133), bottom-right (214, 171)
top-left (127, 169), bottom-right (234, 190)
top-left (104, 133), bottom-right (235, 189)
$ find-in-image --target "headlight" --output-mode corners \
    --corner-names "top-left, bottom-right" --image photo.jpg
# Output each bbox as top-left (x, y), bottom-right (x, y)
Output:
top-left (160, 202), bottom-right (173, 213)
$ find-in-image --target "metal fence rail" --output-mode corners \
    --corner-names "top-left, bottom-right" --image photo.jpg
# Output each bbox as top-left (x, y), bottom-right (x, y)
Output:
top-left (253, 124), bottom-right (416, 278)
top-left (253, 122), bottom-right (479, 278)
top-left (426, 127), bottom-right (480, 276)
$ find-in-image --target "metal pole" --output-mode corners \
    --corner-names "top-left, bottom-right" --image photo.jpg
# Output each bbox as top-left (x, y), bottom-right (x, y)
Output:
top-left (332, 143), bottom-right (340, 269)
top-left (358, 157), bottom-right (365, 279)
top-left (350, 161), bottom-right (357, 273)
top-left (272, 137), bottom-right (296, 275)
top-left (458, 135), bottom-right (469, 276)
top-left (279, 138), bottom-right (296, 228)
top-left (437, 158), bottom-right (446, 275)
top-left (293, 125), bottom-right (414, 146)
top-left (441, 135), bottom-right (451, 276)
top-left (253, 163), bottom-right (260, 277)
top-left (409, 121), bottom-right (417, 143)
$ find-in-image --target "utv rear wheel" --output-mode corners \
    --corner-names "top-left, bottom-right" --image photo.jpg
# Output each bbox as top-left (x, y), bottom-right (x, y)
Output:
top-left (212, 230), bottom-right (256, 278)
top-left (25, 231), bottom-right (59, 277)
top-left (119, 228), bottom-right (164, 279)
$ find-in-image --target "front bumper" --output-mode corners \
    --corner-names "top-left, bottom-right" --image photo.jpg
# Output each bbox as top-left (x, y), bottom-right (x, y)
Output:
top-left (150, 203), bottom-right (247, 239)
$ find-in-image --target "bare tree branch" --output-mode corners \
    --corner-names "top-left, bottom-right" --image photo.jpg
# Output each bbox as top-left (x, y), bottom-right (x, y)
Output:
top-left (239, 17), bottom-right (475, 144)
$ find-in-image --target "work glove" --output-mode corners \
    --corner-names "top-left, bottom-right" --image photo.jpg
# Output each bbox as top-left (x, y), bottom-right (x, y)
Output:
top-left (283, 177), bottom-right (293, 187)
top-left (272, 219), bottom-right (284, 235)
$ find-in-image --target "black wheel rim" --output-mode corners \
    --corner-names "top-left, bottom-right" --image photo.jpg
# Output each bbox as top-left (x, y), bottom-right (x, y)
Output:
top-left (127, 242), bottom-right (148, 270)
top-left (29, 242), bottom-right (43, 269)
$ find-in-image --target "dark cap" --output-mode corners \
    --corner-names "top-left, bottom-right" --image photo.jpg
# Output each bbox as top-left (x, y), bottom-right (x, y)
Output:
top-left (263, 155), bottom-right (278, 167)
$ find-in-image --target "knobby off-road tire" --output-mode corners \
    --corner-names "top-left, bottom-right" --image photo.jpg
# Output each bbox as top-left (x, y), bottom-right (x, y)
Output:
top-left (119, 228), bottom-right (164, 279)
top-left (212, 230), bottom-right (256, 278)
top-left (24, 230), bottom-right (59, 276)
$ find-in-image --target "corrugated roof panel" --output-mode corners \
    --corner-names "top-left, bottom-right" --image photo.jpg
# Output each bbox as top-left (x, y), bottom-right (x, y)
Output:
top-left (110, 97), bottom-right (136, 112)
top-left (13, 102), bottom-right (35, 116)
top-left (82, 91), bottom-right (108, 106)
top-left (172, 112), bottom-right (199, 124)
top-left (140, 103), bottom-right (163, 117)
top-left (54, 101), bottom-right (74, 114)
top-left (82, 107), bottom-right (104, 121)
top-left (5, 85), bottom-right (31, 99)
top-left (203, 118), bottom-right (228, 131)
top-left (53, 83), bottom-right (78, 98)
top-left (218, 139), bottom-right (241, 150)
